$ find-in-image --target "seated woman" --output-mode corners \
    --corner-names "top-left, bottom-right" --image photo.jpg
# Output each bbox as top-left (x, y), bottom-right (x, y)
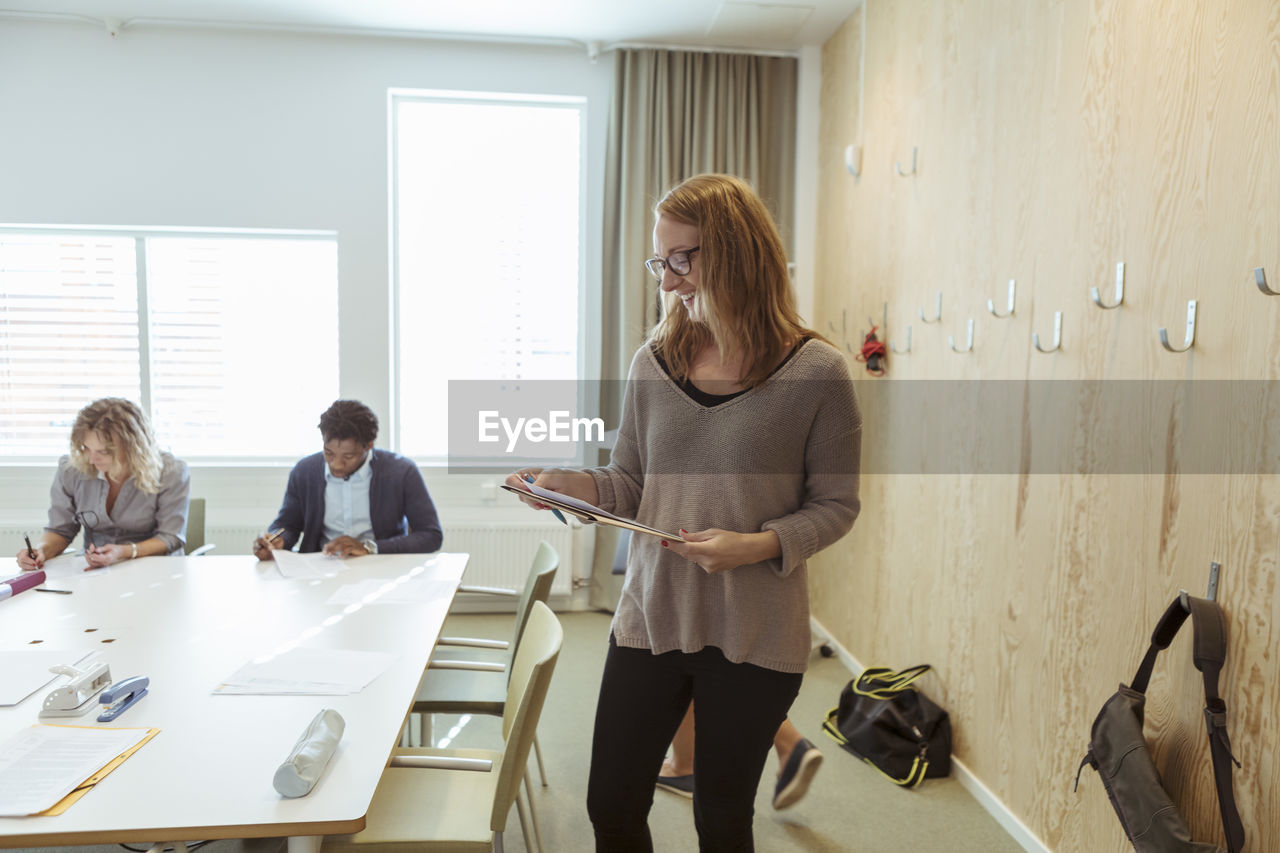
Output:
top-left (16, 397), bottom-right (190, 571)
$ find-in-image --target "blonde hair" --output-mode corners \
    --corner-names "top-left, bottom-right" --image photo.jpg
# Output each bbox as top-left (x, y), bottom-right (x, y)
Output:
top-left (68, 398), bottom-right (164, 494)
top-left (647, 173), bottom-right (823, 386)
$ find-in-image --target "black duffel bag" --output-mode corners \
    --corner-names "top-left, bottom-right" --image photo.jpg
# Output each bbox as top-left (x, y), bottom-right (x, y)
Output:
top-left (822, 664), bottom-right (951, 787)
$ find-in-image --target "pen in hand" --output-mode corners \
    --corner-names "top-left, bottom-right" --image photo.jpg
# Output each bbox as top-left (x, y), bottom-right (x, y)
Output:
top-left (523, 474), bottom-right (568, 525)
top-left (24, 534), bottom-right (36, 561)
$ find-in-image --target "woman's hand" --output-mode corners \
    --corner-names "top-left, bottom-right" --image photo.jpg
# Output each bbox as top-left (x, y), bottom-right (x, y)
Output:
top-left (85, 543), bottom-right (133, 569)
top-left (16, 546), bottom-right (45, 572)
top-left (663, 529), bottom-right (781, 574)
top-left (505, 468), bottom-right (599, 510)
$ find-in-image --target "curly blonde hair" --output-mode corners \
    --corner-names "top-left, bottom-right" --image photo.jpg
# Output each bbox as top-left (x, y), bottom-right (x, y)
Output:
top-left (68, 398), bottom-right (164, 494)
top-left (648, 173), bottom-right (825, 387)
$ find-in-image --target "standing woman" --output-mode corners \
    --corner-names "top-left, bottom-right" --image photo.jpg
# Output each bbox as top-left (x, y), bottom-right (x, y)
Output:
top-left (16, 397), bottom-right (190, 570)
top-left (508, 173), bottom-right (861, 851)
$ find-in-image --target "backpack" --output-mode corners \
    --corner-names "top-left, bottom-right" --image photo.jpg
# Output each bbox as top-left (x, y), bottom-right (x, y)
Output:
top-left (1074, 594), bottom-right (1245, 852)
top-left (822, 664), bottom-right (951, 787)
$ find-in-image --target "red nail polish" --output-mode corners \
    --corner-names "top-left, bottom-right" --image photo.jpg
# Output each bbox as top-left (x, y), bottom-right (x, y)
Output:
top-left (661, 540), bottom-right (669, 547)
top-left (679, 529), bottom-right (688, 535)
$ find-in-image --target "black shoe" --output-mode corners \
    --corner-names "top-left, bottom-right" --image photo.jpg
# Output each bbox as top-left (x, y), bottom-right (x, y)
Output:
top-left (773, 739), bottom-right (823, 810)
top-left (656, 773), bottom-right (694, 798)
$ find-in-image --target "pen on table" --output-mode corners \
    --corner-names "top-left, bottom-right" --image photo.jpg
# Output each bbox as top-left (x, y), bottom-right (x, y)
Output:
top-left (36, 587), bottom-right (72, 594)
top-left (523, 474), bottom-right (567, 525)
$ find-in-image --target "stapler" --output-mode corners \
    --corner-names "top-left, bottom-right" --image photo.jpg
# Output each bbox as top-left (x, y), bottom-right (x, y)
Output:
top-left (39, 658), bottom-right (112, 718)
top-left (97, 676), bottom-right (149, 722)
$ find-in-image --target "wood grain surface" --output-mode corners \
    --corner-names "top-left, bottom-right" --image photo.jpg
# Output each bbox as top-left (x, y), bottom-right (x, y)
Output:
top-left (812, 2), bottom-right (1280, 850)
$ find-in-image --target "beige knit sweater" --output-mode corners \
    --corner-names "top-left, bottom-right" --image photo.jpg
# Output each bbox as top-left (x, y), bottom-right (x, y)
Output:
top-left (586, 339), bottom-right (862, 673)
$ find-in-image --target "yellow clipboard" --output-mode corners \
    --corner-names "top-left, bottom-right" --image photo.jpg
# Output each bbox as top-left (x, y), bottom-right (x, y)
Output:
top-left (35, 725), bottom-right (161, 816)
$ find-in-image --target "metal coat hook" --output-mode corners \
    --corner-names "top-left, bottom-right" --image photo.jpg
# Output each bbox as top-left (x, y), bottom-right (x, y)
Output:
top-left (987, 279), bottom-right (1016, 318)
top-left (1255, 267), bottom-right (1279, 296)
top-left (827, 309), bottom-right (855, 354)
top-left (844, 144), bottom-right (862, 177)
top-left (863, 302), bottom-right (887, 337)
top-left (1033, 311), bottom-right (1063, 353)
top-left (1158, 300), bottom-right (1197, 353)
top-left (890, 325), bottom-right (912, 354)
top-left (895, 146), bottom-right (917, 177)
top-left (1091, 262), bottom-right (1125, 309)
top-left (919, 292), bottom-right (942, 324)
top-left (949, 317), bottom-right (975, 353)
top-left (1180, 561), bottom-right (1221, 612)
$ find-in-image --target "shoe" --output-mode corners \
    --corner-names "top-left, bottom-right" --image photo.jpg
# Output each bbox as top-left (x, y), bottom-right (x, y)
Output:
top-left (772, 738), bottom-right (823, 810)
top-left (656, 773), bottom-right (694, 798)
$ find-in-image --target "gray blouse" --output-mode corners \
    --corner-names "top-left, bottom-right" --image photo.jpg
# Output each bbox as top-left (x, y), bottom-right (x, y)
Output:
top-left (45, 452), bottom-right (191, 555)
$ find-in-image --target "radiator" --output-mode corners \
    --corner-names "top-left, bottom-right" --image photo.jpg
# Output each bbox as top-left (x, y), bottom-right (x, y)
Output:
top-left (206, 520), bottom-right (581, 597)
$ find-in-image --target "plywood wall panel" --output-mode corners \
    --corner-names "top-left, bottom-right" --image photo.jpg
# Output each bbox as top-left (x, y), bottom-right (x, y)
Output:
top-left (812, 1), bottom-right (1280, 850)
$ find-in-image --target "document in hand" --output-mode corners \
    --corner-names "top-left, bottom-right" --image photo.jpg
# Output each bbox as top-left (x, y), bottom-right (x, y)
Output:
top-left (501, 483), bottom-right (686, 542)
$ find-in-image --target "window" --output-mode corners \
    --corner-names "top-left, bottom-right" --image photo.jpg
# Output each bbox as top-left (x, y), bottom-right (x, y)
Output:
top-left (0, 228), bottom-right (339, 460)
top-left (391, 90), bottom-right (584, 460)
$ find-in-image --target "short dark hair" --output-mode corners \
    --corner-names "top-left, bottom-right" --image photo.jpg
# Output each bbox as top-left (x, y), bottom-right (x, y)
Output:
top-left (318, 400), bottom-right (378, 445)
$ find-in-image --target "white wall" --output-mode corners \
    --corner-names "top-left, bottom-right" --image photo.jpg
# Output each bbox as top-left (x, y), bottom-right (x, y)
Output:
top-left (0, 20), bottom-right (614, 529)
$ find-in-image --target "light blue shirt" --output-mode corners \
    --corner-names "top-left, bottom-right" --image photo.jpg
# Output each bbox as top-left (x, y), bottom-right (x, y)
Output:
top-left (322, 451), bottom-right (374, 544)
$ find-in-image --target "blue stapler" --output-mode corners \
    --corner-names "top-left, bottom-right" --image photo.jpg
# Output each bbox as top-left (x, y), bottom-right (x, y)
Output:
top-left (97, 675), bottom-right (149, 722)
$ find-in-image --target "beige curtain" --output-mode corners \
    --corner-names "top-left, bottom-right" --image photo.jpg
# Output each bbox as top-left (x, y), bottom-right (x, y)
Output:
top-left (590, 48), bottom-right (798, 611)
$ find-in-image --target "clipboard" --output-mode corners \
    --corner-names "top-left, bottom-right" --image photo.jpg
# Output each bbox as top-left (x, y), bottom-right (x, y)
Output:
top-left (501, 484), bottom-right (686, 542)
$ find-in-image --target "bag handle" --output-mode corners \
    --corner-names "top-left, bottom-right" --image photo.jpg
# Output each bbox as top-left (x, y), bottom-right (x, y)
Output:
top-left (1128, 595), bottom-right (1244, 853)
top-left (854, 664), bottom-right (931, 699)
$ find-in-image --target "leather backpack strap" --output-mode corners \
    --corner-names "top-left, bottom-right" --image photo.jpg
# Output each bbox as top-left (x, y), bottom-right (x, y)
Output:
top-left (1186, 596), bottom-right (1246, 853)
top-left (1127, 596), bottom-right (1245, 853)
top-left (1129, 597), bottom-right (1188, 693)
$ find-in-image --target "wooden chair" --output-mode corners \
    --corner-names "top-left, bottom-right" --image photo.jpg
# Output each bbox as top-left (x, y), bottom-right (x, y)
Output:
top-left (324, 601), bottom-right (563, 853)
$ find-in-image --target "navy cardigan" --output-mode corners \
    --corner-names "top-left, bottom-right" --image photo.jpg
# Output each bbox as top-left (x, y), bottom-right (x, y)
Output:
top-left (268, 448), bottom-right (443, 554)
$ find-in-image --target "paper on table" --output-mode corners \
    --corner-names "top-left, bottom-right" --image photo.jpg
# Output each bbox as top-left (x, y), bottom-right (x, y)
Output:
top-left (273, 550), bottom-right (346, 579)
top-left (0, 724), bottom-right (152, 816)
top-left (0, 650), bottom-right (93, 707)
top-left (214, 648), bottom-right (396, 695)
top-left (39, 553), bottom-right (90, 578)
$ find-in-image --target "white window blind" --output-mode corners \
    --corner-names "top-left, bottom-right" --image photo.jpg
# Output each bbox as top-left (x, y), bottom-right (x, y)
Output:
top-left (0, 234), bottom-right (142, 456)
top-left (146, 236), bottom-right (339, 457)
top-left (393, 93), bottom-right (583, 459)
top-left (0, 229), bottom-right (338, 460)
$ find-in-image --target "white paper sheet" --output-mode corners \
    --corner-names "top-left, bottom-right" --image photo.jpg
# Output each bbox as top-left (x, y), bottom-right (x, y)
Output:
top-left (272, 550), bottom-right (346, 579)
top-left (214, 648), bottom-right (395, 695)
top-left (0, 724), bottom-right (150, 816)
top-left (0, 650), bottom-right (94, 707)
top-left (38, 553), bottom-right (90, 578)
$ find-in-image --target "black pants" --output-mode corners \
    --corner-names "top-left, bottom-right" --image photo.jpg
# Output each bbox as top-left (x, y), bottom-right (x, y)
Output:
top-left (586, 637), bottom-right (803, 853)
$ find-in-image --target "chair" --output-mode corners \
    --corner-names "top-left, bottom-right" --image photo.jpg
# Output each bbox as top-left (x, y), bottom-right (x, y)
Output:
top-left (324, 601), bottom-right (563, 853)
top-left (413, 541), bottom-right (559, 851)
top-left (184, 498), bottom-right (217, 556)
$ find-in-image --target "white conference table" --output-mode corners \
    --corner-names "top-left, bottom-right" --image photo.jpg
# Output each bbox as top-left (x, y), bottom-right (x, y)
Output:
top-left (0, 552), bottom-right (468, 852)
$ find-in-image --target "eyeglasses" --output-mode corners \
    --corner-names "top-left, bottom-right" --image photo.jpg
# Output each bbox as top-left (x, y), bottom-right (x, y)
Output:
top-left (76, 510), bottom-right (100, 550)
top-left (644, 247), bottom-right (700, 282)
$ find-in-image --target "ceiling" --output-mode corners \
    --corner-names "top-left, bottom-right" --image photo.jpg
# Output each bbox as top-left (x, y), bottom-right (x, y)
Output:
top-left (4, 0), bottom-right (864, 52)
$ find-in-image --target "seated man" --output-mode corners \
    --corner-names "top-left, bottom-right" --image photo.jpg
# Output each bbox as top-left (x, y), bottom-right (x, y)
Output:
top-left (253, 400), bottom-right (442, 559)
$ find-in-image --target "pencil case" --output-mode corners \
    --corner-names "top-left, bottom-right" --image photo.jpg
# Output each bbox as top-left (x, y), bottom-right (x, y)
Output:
top-left (272, 708), bottom-right (345, 797)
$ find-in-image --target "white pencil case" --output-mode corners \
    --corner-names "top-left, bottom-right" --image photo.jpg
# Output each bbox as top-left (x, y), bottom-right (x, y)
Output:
top-left (273, 708), bottom-right (346, 797)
